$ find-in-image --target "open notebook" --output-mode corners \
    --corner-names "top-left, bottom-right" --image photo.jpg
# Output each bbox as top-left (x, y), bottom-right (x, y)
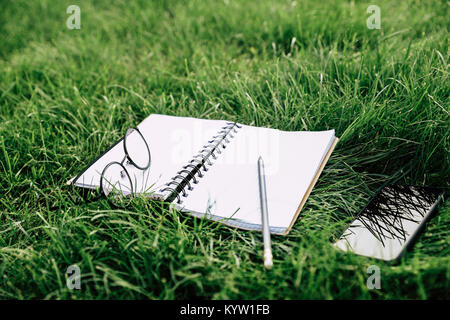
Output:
top-left (69, 114), bottom-right (338, 235)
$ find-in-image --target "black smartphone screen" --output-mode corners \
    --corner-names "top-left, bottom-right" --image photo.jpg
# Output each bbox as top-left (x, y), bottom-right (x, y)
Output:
top-left (334, 184), bottom-right (444, 261)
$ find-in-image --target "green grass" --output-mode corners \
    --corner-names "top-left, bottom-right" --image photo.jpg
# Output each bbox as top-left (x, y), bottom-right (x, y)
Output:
top-left (0, 0), bottom-right (449, 299)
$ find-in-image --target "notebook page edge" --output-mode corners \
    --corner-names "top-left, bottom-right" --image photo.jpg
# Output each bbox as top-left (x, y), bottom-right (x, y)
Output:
top-left (179, 208), bottom-right (288, 235)
top-left (282, 136), bottom-right (339, 235)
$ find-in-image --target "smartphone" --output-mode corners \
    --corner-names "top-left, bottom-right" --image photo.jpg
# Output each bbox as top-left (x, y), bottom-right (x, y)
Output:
top-left (334, 184), bottom-right (445, 262)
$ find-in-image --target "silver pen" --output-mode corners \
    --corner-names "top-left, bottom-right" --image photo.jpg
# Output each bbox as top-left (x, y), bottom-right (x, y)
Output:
top-left (257, 156), bottom-right (273, 269)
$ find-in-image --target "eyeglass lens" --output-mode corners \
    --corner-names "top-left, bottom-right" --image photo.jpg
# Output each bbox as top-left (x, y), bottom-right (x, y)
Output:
top-left (124, 128), bottom-right (151, 170)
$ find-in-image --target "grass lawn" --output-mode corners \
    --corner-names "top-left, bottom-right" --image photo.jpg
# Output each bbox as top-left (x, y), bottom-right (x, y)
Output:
top-left (0, 0), bottom-right (448, 299)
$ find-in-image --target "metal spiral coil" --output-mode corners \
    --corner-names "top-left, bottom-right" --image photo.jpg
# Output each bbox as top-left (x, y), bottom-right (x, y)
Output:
top-left (160, 122), bottom-right (241, 204)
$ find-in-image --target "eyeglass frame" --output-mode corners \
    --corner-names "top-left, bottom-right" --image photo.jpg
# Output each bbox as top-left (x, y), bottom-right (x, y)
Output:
top-left (100, 127), bottom-right (151, 205)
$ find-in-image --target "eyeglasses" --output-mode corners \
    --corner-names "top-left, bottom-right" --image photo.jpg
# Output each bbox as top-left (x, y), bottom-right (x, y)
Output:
top-left (100, 127), bottom-right (151, 207)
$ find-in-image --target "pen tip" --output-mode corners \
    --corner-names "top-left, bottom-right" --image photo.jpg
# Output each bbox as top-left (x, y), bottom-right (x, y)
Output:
top-left (264, 259), bottom-right (273, 269)
top-left (264, 250), bottom-right (273, 269)
top-left (258, 156), bottom-right (263, 163)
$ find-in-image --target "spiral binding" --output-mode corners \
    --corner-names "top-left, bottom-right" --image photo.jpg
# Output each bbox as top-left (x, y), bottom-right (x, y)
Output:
top-left (160, 122), bottom-right (242, 204)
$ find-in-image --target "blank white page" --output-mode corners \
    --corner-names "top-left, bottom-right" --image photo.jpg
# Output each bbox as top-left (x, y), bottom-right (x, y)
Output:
top-left (70, 114), bottom-right (227, 198)
top-left (181, 124), bottom-right (335, 232)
